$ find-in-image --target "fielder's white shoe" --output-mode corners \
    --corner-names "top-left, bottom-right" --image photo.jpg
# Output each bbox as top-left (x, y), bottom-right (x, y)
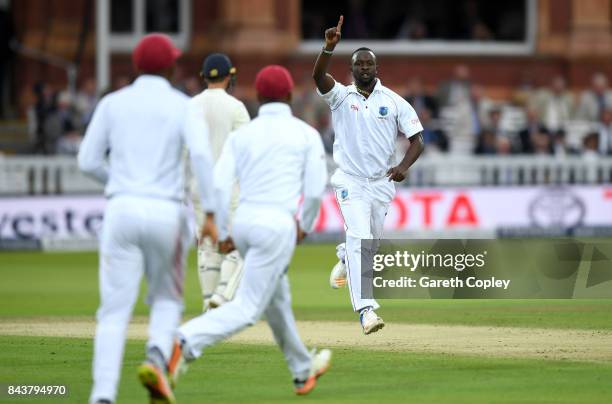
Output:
top-left (294, 349), bottom-right (332, 395)
top-left (360, 307), bottom-right (385, 335)
top-left (329, 260), bottom-right (347, 289)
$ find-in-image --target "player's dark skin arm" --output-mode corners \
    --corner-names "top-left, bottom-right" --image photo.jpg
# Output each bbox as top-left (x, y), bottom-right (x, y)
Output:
top-left (312, 15), bottom-right (343, 94)
top-left (387, 133), bottom-right (425, 182)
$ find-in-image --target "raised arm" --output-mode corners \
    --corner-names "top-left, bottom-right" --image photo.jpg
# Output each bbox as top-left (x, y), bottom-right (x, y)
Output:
top-left (312, 15), bottom-right (343, 94)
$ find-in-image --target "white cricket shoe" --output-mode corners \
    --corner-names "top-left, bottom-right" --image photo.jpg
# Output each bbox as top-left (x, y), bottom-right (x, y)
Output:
top-left (329, 260), bottom-right (347, 289)
top-left (293, 349), bottom-right (332, 395)
top-left (360, 308), bottom-right (385, 335)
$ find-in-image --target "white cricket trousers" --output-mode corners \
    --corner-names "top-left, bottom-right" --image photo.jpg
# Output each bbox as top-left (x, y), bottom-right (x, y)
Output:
top-left (90, 195), bottom-right (190, 403)
top-left (331, 169), bottom-right (395, 312)
top-left (179, 204), bottom-right (312, 380)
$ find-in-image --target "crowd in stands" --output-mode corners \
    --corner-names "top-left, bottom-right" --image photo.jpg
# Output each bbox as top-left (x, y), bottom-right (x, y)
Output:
top-left (294, 66), bottom-right (612, 159)
top-left (24, 66), bottom-right (612, 160)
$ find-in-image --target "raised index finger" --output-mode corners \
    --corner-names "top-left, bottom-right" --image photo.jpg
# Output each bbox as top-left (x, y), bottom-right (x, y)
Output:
top-left (337, 15), bottom-right (344, 32)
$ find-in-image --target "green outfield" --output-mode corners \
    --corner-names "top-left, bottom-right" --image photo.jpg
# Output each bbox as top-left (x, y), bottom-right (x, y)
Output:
top-left (1, 245), bottom-right (612, 403)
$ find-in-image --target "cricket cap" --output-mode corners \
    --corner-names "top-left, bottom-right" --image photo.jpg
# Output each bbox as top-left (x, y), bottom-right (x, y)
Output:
top-left (201, 53), bottom-right (236, 79)
top-left (255, 65), bottom-right (294, 99)
top-left (132, 33), bottom-right (181, 73)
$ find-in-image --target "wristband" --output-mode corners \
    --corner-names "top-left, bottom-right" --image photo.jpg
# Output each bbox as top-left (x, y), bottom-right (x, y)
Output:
top-left (322, 47), bottom-right (333, 55)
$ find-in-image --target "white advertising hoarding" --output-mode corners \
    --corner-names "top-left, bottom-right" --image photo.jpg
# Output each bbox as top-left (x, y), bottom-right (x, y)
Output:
top-left (314, 186), bottom-right (612, 233)
top-left (1, 186), bottom-right (611, 241)
top-left (0, 196), bottom-right (106, 240)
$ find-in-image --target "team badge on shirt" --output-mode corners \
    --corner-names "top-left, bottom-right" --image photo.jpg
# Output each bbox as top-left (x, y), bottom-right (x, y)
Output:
top-left (379, 106), bottom-right (388, 116)
top-left (340, 188), bottom-right (349, 201)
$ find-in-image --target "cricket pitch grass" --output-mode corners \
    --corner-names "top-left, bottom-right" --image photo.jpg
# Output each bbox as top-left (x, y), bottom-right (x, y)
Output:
top-left (1, 245), bottom-right (612, 403)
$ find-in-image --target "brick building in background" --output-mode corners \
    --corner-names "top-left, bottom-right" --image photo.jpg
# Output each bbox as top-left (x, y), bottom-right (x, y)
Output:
top-left (5, 0), bottom-right (612, 116)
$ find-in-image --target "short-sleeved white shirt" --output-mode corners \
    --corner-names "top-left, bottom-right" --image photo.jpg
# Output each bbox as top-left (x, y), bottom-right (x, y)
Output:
top-left (318, 79), bottom-right (423, 179)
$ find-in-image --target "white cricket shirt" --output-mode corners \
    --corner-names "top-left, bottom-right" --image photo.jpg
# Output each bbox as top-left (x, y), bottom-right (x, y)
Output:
top-left (186, 87), bottom-right (250, 218)
top-left (78, 75), bottom-right (216, 210)
top-left (318, 79), bottom-right (423, 179)
top-left (189, 88), bottom-right (250, 161)
top-left (214, 103), bottom-right (327, 239)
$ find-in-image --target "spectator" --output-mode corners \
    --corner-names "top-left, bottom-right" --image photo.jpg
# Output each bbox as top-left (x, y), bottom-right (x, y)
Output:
top-left (531, 127), bottom-right (553, 155)
top-left (437, 64), bottom-right (471, 107)
top-left (496, 136), bottom-right (513, 155)
top-left (474, 129), bottom-right (497, 155)
top-left (532, 75), bottom-right (574, 132)
top-left (44, 91), bottom-right (79, 154)
top-left (419, 107), bottom-right (448, 153)
top-left (469, 84), bottom-right (493, 136)
top-left (512, 71), bottom-right (536, 107)
top-left (596, 107), bottom-right (612, 155)
top-left (75, 78), bottom-right (98, 128)
top-left (484, 107), bottom-right (508, 138)
top-left (582, 132), bottom-right (600, 159)
top-left (30, 81), bottom-right (56, 154)
top-left (403, 77), bottom-right (438, 117)
top-left (552, 130), bottom-right (579, 157)
top-left (576, 73), bottom-right (612, 122)
top-left (518, 108), bottom-right (541, 153)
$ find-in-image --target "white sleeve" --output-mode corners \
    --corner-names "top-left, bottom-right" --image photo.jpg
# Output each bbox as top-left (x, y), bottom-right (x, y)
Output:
top-left (183, 100), bottom-right (216, 213)
top-left (397, 97), bottom-right (424, 138)
top-left (213, 134), bottom-right (237, 240)
top-left (316, 80), bottom-right (348, 110)
top-left (299, 130), bottom-right (328, 233)
top-left (77, 97), bottom-right (110, 184)
top-left (232, 102), bottom-right (251, 130)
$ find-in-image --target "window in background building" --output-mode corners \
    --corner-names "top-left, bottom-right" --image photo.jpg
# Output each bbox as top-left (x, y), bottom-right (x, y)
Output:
top-left (146, 0), bottom-right (179, 33)
top-left (301, 0), bottom-right (535, 55)
top-left (110, 0), bottom-right (133, 33)
top-left (108, 0), bottom-right (190, 51)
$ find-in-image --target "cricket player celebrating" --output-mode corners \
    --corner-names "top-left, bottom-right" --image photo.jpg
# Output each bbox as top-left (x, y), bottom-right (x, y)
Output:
top-left (168, 65), bottom-right (332, 396)
top-left (188, 53), bottom-right (250, 311)
top-left (78, 34), bottom-right (217, 404)
top-left (312, 16), bottom-right (424, 334)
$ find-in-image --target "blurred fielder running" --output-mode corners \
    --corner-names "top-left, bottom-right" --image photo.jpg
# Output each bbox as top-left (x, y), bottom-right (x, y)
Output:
top-left (188, 53), bottom-right (250, 311)
top-left (312, 15), bottom-right (424, 334)
top-left (78, 34), bottom-right (217, 404)
top-left (169, 65), bottom-right (331, 396)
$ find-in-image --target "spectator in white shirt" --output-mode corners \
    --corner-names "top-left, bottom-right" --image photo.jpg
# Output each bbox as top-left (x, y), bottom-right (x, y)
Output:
top-left (576, 72), bottom-right (612, 122)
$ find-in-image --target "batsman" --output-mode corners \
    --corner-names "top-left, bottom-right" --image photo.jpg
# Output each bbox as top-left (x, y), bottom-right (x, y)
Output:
top-left (188, 53), bottom-right (251, 310)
